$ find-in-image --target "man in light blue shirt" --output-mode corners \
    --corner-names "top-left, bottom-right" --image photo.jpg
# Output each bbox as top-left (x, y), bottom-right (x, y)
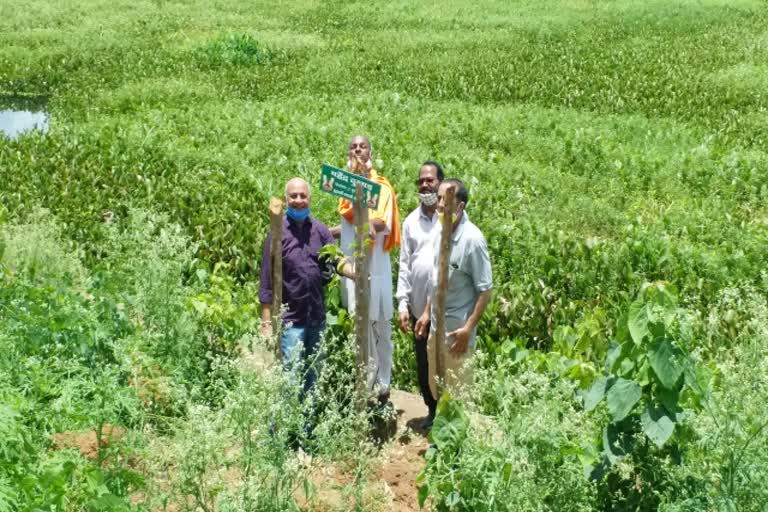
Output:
top-left (416, 178), bottom-right (493, 399)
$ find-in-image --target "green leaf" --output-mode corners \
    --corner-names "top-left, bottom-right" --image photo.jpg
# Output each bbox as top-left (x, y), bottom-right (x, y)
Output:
top-left (417, 484), bottom-right (429, 508)
top-left (586, 456), bottom-right (611, 481)
top-left (627, 301), bottom-right (649, 345)
top-left (567, 360), bottom-right (597, 387)
top-left (502, 461), bottom-right (513, 482)
top-left (445, 490), bottom-right (460, 507)
top-left (190, 298), bottom-right (207, 315)
top-left (605, 341), bottom-right (622, 373)
top-left (657, 385), bottom-right (680, 413)
top-left (616, 311), bottom-right (631, 345)
top-left (553, 325), bottom-right (577, 352)
top-left (641, 404), bottom-right (675, 448)
top-left (601, 419), bottom-right (635, 463)
top-left (648, 318), bottom-right (666, 337)
top-left (644, 281), bottom-right (678, 309)
top-left (424, 445), bottom-right (438, 462)
top-left (583, 376), bottom-right (608, 412)
top-left (648, 338), bottom-right (684, 389)
top-left (636, 357), bottom-right (651, 386)
top-left (618, 358), bottom-right (635, 377)
top-left (606, 378), bottom-right (641, 421)
top-left (429, 393), bottom-right (469, 451)
top-left (501, 339), bottom-right (528, 364)
top-left (682, 364), bottom-right (709, 409)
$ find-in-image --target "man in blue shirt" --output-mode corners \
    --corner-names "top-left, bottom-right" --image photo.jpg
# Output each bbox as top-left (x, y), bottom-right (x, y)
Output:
top-left (415, 179), bottom-right (493, 400)
top-left (259, 177), bottom-right (353, 394)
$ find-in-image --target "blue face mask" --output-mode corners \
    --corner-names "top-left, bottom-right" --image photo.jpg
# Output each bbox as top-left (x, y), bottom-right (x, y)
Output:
top-left (287, 207), bottom-right (310, 221)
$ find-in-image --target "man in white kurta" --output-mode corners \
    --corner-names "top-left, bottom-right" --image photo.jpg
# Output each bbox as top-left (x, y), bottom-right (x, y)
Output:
top-left (334, 135), bottom-right (401, 404)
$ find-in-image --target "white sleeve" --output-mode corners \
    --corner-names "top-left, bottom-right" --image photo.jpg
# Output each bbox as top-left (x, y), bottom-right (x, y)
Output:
top-left (395, 219), bottom-right (412, 313)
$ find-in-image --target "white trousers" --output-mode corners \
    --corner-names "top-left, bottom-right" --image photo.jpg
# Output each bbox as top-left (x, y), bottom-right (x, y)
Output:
top-left (368, 319), bottom-right (393, 396)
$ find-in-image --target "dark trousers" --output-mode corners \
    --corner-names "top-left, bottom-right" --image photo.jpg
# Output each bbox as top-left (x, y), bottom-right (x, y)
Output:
top-left (411, 315), bottom-right (437, 416)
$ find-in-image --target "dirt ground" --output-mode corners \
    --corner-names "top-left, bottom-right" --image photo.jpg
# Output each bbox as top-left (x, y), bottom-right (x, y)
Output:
top-left (51, 424), bottom-right (125, 459)
top-left (376, 389), bottom-right (431, 511)
top-left (306, 389), bottom-right (431, 512)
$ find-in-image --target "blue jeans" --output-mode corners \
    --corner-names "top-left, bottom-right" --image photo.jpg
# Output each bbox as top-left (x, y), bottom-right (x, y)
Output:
top-left (281, 324), bottom-right (324, 397)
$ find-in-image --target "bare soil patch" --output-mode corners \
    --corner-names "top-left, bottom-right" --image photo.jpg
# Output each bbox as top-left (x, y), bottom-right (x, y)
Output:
top-left (51, 424), bottom-right (125, 459)
top-left (305, 389), bottom-right (430, 511)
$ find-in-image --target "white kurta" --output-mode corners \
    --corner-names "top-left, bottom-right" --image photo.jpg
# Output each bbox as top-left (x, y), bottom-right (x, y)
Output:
top-left (339, 213), bottom-right (395, 394)
top-left (339, 217), bottom-right (394, 322)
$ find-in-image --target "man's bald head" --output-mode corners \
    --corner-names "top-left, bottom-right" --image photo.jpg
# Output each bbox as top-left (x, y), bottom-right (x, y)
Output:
top-left (285, 178), bottom-right (310, 210)
top-left (349, 134), bottom-right (371, 150)
top-left (285, 177), bottom-right (309, 198)
top-left (348, 135), bottom-right (373, 169)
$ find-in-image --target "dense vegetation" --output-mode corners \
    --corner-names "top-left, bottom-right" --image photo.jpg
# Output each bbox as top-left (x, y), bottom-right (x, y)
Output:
top-left (2, 0), bottom-right (768, 509)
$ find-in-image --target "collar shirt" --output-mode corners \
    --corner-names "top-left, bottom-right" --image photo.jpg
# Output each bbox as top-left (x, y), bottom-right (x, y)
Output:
top-left (396, 206), bottom-right (440, 318)
top-left (429, 213), bottom-right (493, 345)
top-left (259, 216), bottom-right (335, 328)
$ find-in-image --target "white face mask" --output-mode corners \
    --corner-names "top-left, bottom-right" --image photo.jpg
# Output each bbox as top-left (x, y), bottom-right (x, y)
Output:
top-left (419, 192), bottom-right (438, 206)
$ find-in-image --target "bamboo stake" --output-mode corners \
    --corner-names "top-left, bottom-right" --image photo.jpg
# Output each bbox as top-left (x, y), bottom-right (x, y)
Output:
top-left (433, 185), bottom-right (455, 400)
top-left (353, 183), bottom-right (370, 409)
top-left (269, 197), bottom-right (284, 361)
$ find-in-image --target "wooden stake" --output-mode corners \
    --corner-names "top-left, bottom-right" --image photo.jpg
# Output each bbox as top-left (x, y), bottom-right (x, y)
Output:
top-left (269, 196), bottom-right (284, 361)
top-left (353, 183), bottom-right (370, 408)
top-left (433, 184), bottom-right (455, 400)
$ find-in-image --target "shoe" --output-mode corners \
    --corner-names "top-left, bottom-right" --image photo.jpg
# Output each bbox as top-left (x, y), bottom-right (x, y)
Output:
top-left (419, 414), bottom-right (435, 430)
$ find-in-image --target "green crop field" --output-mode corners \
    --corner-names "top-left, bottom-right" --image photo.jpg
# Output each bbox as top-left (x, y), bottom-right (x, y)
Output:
top-left (2, 0), bottom-right (768, 510)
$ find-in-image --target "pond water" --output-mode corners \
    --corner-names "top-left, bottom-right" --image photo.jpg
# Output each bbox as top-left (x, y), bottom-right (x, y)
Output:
top-left (0, 96), bottom-right (49, 139)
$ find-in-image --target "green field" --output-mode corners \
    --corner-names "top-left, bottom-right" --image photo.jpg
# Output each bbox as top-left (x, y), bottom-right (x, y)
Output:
top-left (2, 0), bottom-right (768, 510)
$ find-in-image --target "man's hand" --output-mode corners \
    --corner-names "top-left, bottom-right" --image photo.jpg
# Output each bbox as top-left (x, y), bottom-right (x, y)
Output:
top-left (398, 311), bottom-right (410, 333)
top-left (415, 311), bottom-right (430, 339)
top-left (338, 259), bottom-right (356, 280)
top-left (368, 218), bottom-right (387, 240)
top-left (260, 303), bottom-right (273, 338)
top-left (447, 325), bottom-right (471, 357)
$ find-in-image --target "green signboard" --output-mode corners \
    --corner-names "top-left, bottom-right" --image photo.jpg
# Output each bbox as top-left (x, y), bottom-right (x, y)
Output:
top-left (320, 163), bottom-right (381, 209)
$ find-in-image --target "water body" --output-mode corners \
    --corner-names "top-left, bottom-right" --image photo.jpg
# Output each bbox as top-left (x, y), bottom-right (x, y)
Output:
top-left (0, 96), bottom-right (49, 139)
